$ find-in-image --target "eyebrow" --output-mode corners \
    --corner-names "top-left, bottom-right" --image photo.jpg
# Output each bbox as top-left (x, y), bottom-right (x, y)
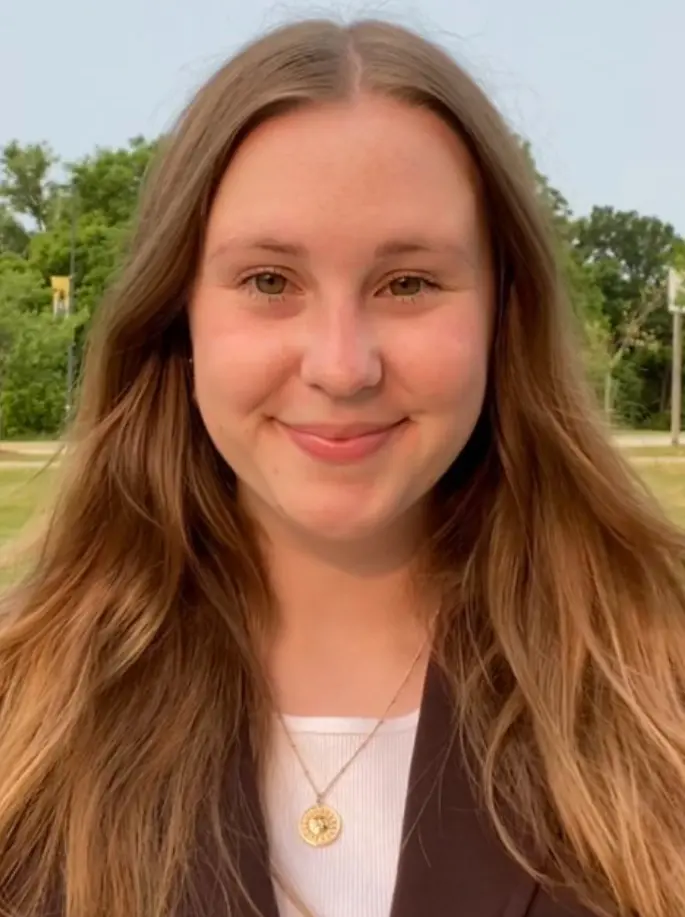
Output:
top-left (205, 235), bottom-right (475, 266)
top-left (375, 238), bottom-right (474, 264)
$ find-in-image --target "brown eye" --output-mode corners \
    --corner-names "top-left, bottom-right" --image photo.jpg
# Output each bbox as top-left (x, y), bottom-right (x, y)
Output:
top-left (388, 276), bottom-right (425, 297)
top-left (253, 272), bottom-right (288, 296)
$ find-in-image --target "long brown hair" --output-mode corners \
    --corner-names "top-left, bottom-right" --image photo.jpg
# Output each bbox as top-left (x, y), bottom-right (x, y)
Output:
top-left (1, 19), bottom-right (684, 917)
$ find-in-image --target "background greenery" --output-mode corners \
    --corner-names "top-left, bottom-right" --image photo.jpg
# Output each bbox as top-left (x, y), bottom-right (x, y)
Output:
top-left (0, 135), bottom-right (684, 437)
top-left (0, 137), bottom-right (157, 437)
top-left (2, 136), bottom-right (685, 581)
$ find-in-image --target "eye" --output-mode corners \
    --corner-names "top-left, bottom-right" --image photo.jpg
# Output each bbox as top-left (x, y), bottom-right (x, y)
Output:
top-left (386, 275), bottom-right (434, 297)
top-left (249, 272), bottom-right (288, 296)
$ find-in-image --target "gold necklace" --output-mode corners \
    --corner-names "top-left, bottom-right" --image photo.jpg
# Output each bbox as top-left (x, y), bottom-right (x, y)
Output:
top-left (277, 629), bottom-right (432, 849)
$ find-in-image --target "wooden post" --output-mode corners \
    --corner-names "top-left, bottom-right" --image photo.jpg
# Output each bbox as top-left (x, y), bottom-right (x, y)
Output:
top-left (671, 308), bottom-right (682, 446)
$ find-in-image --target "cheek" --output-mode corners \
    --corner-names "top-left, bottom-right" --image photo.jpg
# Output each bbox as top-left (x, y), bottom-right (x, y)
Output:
top-left (396, 304), bottom-right (491, 410)
top-left (189, 292), bottom-right (289, 415)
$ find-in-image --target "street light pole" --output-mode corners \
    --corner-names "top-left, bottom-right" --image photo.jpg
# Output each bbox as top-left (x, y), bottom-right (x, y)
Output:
top-left (668, 268), bottom-right (684, 446)
top-left (66, 187), bottom-right (77, 418)
top-left (671, 310), bottom-right (682, 446)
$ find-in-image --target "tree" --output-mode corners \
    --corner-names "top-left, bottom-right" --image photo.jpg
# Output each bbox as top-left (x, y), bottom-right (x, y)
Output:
top-left (521, 140), bottom-right (610, 403)
top-left (0, 254), bottom-right (51, 314)
top-left (0, 204), bottom-right (30, 255)
top-left (521, 140), bottom-right (573, 232)
top-left (67, 136), bottom-right (158, 226)
top-left (28, 211), bottom-right (128, 317)
top-left (0, 130), bottom-right (681, 436)
top-left (0, 259), bottom-right (57, 436)
top-left (0, 256), bottom-right (77, 438)
top-left (573, 207), bottom-right (680, 422)
top-left (0, 141), bottom-right (58, 231)
top-left (0, 295), bottom-right (17, 436)
top-left (0, 137), bottom-right (160, 437)
top-left (0, 310), bottom-right (76, 437)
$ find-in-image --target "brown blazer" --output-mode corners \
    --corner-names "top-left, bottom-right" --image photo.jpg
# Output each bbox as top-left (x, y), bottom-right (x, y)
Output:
top-left (186, 663), bottom-right (598, 917)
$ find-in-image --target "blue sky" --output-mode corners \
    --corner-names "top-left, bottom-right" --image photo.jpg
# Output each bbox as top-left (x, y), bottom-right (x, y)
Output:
top-left (2, 0), bottom-right (683, 233)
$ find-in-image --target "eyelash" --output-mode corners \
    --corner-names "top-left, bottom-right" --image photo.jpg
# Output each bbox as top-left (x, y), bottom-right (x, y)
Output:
top-left (240, 271), bottom-right (289, 303)
top-left (238, 270), bottom-right (440, 303)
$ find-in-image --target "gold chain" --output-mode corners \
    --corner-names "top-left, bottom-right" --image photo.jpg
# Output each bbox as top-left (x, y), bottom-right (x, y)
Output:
top-left (277, 621), bottom-right (434, 846)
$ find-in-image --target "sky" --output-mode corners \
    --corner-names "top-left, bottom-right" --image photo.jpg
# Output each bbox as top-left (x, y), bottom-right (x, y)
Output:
top-left (2, 0), bottom-right (683, 233)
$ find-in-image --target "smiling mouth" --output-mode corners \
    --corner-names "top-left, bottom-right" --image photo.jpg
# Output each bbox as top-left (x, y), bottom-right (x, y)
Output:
top-left (275, 419), bottom-right (409, 463)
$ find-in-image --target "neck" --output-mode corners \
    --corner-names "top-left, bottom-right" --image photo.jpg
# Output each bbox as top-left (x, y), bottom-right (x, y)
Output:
top-left (270, 540), bottom-right (424, 645)
top-left (247, 500), bottom-right (438, 717)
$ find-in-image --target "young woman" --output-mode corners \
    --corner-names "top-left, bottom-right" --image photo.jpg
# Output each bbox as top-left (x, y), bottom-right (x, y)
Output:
top-left (1, 18), bottom-right (684, 917)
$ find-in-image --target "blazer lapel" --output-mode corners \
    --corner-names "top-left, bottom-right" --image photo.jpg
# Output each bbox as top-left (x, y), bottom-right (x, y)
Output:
top-left (232, 729), bottom-right (281, 917)
top-left (182, 725), bottom-right (280, 917)
top-left (185, 663), bottom-right (539, 917)
top-left (389, 662), bottom-right (537, 917)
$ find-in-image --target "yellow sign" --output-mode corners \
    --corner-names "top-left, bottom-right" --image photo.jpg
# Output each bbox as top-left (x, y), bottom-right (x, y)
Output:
top-left (51, 276), bottom-right (71, 315)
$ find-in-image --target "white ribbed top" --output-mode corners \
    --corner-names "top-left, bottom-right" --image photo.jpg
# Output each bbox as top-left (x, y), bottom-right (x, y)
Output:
top-left (263, 710), bottom-right (419, 917)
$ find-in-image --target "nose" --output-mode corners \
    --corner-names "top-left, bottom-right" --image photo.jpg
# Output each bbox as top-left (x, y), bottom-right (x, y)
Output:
top-left (300, 303), bottom-right (382, 398)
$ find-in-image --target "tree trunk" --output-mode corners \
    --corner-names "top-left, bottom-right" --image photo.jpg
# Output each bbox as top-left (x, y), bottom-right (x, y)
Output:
top-left (604, 371), bottom-right (613, 422)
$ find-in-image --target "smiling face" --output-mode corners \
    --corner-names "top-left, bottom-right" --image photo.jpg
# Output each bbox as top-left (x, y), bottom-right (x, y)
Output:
top-left (189, 95), bottom-right (494, 545)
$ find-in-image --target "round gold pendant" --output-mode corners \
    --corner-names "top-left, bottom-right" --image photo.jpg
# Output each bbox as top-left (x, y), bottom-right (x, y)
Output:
top-left (299, 803), bottom-right (342, 847)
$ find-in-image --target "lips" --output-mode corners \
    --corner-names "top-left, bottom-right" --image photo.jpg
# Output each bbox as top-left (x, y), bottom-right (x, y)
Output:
top-left (276, 419), bottom-right (407, 463)
top-left (283, 421), bottom-right (404, 440)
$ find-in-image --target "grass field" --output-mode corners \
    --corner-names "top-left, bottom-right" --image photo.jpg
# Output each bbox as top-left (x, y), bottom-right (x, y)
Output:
top-left (0, 466), bottom-right (55, 543)
top-left (2, 441), bottom-right (685, 583)
top-left (0, 463), bottom-right (56, 587)
top-left (637, 465), bottom-right (685, 528)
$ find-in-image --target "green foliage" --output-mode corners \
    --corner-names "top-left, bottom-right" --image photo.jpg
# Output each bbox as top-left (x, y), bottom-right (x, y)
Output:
top-left (0, 263), bottom-right (74, 436)
top-left (0, 133), bottom-right (682, 437)
top-left (68, 135), bottom-right (158, 226)
top-left (520, 140), bottom-right (612, 403)
top-left (0, 311), bottom-right (75, 437)
top-left (574, 207), bottom-right (677, 332)
top-left (28, 212), bottom-right (129, 315)
top-left (0, 141), bottom-right (58, 231)
top-left (0, 205), bottom-right (30, 256)
top-left (0, 137), bottom-right (155, 436)
top-left (0, 256), bottom-right (51, 314)
top-left (571, 207), bottom-right (681, 424)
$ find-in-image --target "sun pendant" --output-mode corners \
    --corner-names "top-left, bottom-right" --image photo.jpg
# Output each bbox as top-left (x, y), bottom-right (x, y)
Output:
top-left (299, 803), bottom-right (342, 847)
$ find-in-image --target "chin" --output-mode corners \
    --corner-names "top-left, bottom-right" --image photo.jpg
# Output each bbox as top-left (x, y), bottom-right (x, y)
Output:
top-left (277, 495), bottom-right (396, 544)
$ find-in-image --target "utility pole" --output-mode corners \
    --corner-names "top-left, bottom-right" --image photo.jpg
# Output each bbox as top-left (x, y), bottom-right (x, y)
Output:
top-left (668, 268), bottom-right (684, 446)
top-left (671, 310), bottom-right (682, 446)
top-left (66, 187), bottom-right (77, 418)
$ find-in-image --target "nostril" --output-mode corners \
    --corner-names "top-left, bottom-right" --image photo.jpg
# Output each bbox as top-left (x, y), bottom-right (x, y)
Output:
top-left (300, 344), bottom-right (383, 396)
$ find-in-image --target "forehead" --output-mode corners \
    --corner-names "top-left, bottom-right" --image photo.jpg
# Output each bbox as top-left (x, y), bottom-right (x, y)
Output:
top-left (205, 95), bottom-right (485, 250)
